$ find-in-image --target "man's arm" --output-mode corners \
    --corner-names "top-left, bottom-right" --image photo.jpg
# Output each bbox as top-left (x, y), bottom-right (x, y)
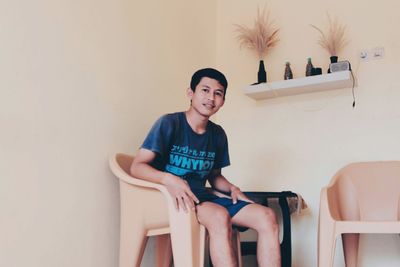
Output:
top-left (130, 148), bottom-right (199, 212)
top-left (208, 169), bottom-right (254, 204)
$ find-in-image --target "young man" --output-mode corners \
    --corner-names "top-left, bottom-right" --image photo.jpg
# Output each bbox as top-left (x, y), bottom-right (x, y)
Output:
top-left (130, 68), bottom-right (281, 267)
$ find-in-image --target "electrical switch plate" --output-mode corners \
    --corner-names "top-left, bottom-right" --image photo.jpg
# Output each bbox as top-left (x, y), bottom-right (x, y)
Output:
top-left (360, 50), bottom-right (369, 61)
top-left (372, 47), bottom-right (385, 59)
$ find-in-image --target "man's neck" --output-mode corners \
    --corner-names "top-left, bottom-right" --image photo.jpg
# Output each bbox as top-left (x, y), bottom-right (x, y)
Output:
top-left (185, 108), bottom-right (209, 134)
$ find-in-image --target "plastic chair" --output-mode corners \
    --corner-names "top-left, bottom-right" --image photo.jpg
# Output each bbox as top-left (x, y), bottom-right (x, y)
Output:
top-left (109, 153), bottom-right (206, 267)
top-left (109, 153), bottom-right (242, 267)
top-left (318, 161), bottom-right (400, 267)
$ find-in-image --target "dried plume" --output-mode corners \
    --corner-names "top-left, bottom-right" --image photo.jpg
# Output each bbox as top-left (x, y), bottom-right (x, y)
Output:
top-left (310, 13), bottom-right (349, 56)
top-left (234, 6), bottom-right (280, 60)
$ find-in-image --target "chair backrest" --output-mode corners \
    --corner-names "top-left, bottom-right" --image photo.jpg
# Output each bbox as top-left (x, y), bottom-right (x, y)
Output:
top-left (327, 161), bottom-right (400, 221)
top-left (115, 153), bottom-right (134, 175)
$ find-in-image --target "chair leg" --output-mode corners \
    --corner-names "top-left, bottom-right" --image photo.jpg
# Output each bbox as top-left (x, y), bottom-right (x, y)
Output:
top-left (318, 223), bottom-right (337, 267)
top-left (169, 210), bottom-right (205, 267)
top-left (119, 195), bottom-right (147, 267)
top-left (342, 233), bottom-right (359, 267)
top-left (119, 226), bottom-right (147, 267)
top-left (155, 234), bottom-right (173, 267)
top-left (199, 225), bottom-right (206, 267)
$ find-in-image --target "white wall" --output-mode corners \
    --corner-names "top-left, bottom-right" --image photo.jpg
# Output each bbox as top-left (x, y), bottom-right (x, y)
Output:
top-left (2, 1), bottom-right (399, 266)
top-left (0, 1), bottom-right (216, 266)
top-left (216, 0), bottom-right (400, 266)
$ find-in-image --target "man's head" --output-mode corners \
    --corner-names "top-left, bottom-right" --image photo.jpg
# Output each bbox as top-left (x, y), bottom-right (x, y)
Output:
top-left (187, 68), bottom-right (228, 118)
top-left (190, 68), bottom-right (228, 99)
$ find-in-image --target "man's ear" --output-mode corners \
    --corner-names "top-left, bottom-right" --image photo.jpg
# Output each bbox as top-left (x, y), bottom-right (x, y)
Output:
top-left (186, 87), bottom-right (194, 99)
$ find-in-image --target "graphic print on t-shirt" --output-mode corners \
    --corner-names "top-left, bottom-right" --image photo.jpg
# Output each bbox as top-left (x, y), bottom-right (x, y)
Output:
top-left (165, 144), bottom-right (215, 179)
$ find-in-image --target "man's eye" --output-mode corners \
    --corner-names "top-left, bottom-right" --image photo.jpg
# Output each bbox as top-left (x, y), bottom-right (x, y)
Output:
top-left (202, 88), bottom-right (209, 92)
top-left (215, 92), bottom-right (223, 97)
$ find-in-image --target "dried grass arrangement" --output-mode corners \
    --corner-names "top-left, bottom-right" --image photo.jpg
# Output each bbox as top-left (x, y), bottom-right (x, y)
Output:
top-left (310, 14), bottom-right (349, 56)
top-left (234, 6), bottom-right (280, 60)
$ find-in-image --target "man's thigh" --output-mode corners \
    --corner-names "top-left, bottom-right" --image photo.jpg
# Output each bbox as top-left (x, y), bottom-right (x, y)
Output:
top-left (231, 203), bottom-right (277, 229)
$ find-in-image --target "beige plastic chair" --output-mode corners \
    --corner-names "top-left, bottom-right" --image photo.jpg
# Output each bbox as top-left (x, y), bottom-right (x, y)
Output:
top-left (109, 153), bottom-right (242, 267)
top-left (318, 161), bottom-right (400, 267)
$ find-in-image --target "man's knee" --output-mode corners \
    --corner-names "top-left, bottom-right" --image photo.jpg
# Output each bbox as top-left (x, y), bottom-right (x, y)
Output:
top-left (214, 207), bottom-right (231, 224)
top-left (200, 206), bottom-right (232, 234)
top-left (255, 207), bottom-right (279, 234)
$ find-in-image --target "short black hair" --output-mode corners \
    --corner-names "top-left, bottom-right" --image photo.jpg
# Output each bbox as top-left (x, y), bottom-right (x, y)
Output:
top-left (190, 68), bottom-right (228, 98)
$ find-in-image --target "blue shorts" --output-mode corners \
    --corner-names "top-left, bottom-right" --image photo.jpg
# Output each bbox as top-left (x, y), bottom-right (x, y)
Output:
top-left (209, 197), bottom-right (250, 218)
top-left (193, 189), bottom-right (250, 216)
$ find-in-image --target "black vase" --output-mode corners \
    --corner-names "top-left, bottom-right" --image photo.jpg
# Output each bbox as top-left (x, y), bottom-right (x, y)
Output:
top-left (257, 60), bottom-right (267, 83)
top-left (327, 56), bottom-right (338, 73)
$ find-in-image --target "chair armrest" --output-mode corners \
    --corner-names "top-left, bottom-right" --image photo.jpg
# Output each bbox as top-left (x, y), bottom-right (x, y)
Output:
top-left (109, 153), bottom-right (200, 217)
top-left (109, 153), bottom-right (171, 200)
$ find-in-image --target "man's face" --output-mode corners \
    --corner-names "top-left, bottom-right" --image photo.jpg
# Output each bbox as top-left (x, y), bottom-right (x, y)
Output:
top-left (188, 77), bottom-right (225, 118)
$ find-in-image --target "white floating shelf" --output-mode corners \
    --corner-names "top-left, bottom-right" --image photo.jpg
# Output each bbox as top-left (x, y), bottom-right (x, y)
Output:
top-left (243, 71), bottom-right (353, 100)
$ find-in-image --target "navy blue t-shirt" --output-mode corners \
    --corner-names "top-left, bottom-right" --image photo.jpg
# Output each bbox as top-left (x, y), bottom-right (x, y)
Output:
top-left (141, 112), bottom-right (230, 201)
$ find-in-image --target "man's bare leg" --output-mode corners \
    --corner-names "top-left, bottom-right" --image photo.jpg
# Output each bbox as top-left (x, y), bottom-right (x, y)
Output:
top-left (232, 203), bottom-right (281, 267)
top-left (196, 202), bottom-right (238, 267)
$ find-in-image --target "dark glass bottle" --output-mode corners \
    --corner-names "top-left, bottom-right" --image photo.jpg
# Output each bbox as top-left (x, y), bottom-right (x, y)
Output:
top-left (258, 60), bottom-right (267, 83)
top-left (306, 58), bottom-right (314, 76)
top-left (284, 62), bottom-right (293, 80)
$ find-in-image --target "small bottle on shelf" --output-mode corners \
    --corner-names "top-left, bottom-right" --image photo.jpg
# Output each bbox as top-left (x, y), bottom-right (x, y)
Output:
top-left (284, 61), bottom-right (293, 80)
top-left (305, 58), bottom-right (314, 76)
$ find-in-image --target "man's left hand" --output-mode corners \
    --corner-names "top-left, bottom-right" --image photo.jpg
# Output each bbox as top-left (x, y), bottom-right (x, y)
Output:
top-left (230, 186), bottom-right (255, 204)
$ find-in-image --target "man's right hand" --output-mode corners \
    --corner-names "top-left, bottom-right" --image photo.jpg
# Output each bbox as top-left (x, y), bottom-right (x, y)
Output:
top-left (162, 173), bottom-right (199, 212)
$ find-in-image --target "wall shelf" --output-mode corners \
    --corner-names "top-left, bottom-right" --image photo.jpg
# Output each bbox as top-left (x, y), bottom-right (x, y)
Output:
top-left (243, 71), bottom-right (353, 100)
